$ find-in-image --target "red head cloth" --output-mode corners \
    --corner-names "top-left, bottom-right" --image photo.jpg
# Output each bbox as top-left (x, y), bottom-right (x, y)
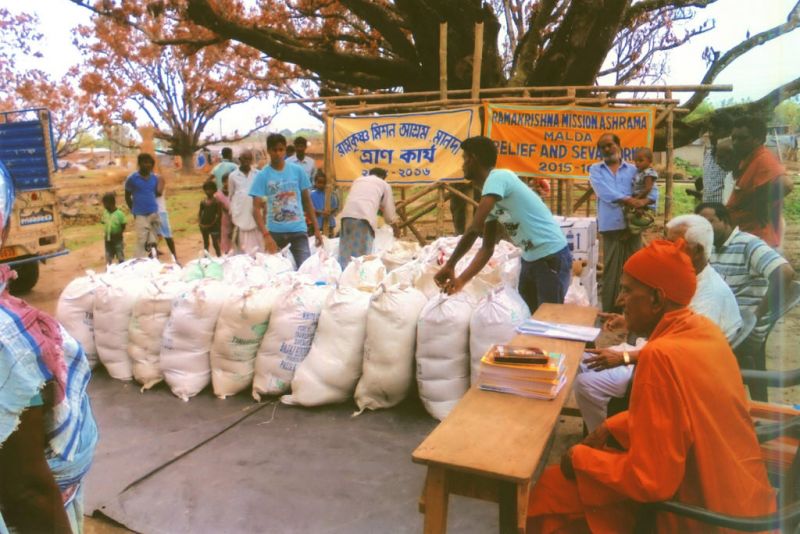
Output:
top-left (623, 239), bottom-right (697, 306)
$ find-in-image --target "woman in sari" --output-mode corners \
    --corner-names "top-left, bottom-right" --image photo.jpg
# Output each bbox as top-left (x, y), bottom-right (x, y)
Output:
top-left (0, 162), bottom-right (98, 533)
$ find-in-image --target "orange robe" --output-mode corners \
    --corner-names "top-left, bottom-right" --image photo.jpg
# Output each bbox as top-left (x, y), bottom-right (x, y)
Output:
top-left (528, 308), bottom-right (776, 533)
top-left (727, 146), bottom-right (786, 247)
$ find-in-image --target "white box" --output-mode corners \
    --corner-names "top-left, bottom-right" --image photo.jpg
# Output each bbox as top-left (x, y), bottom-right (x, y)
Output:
top-left (557, 217), bottom-right (597, 254)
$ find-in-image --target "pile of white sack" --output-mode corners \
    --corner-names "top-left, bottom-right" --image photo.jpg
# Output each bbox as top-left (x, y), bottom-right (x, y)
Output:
top-left (58, 232), bottom-right (530, 419)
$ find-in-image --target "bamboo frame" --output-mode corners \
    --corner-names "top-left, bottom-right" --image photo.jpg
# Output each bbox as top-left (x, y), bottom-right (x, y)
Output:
top-left (310, 35), bottom-right (733, 237)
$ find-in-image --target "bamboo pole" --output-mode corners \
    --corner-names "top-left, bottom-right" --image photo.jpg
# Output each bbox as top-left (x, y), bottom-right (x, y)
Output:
top-left (566, 179), bottom-right (573, 216)
top-left (322, 112), bottom-right (333, 235)
top-left (395, 182), bottom-right (441, 210)
top-left (325, 99), bottom-right (482, 116)
top-left (436, 182), bottom-right (446, 236)
top-left (399, 187), bottom-right (407, 237)
top-left (441, 182), bottom-right (479, 206)
top-left (471, 22), bottom-right (484, 101)
top-left (439, 22), bottom-right (448, 101)
top-left (665, 89), bottom-right (675, 223)
top-left (285, 84), bottom-right (732, 105)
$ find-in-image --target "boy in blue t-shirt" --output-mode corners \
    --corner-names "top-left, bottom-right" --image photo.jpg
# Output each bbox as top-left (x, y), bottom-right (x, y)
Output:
top-left (308, 170), bottom-right (339, 237)
top-left (434, 136), bottom-right (571, 312)
top-left (249, 133), bottom-right (322, 267)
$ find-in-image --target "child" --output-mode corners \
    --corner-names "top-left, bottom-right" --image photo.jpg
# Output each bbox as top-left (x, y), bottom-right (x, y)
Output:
top-left (626, 147), bottom-right (659, 235)
top-left (199, 180), bottom-right (222, 256)
top-left (308, 170), bottom-right (339, 237)
top-left (101, 192), bottom-right (126, 264)
top-left (214, 173), bottom-right (233, 254)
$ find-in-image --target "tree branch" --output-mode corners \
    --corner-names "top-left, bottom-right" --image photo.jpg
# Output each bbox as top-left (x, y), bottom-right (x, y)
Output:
top-left (338, 0), bottom-right (416, 60)
top-left (185, 0), bottom-right (419, 88)
top-left (622, 0), bottom-right (718, 28)
top-left (683, 4), bottom-right (800, 110)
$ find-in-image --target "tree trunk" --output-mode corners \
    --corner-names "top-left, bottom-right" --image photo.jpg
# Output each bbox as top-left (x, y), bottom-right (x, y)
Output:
top-left (181, 152), bottom-right (195, 173)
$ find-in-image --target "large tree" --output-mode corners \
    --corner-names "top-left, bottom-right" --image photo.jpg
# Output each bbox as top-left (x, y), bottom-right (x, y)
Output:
top-left (74, 9), bottom-right (277, 170)
top-left (71, 0), bottom-right (800, 146)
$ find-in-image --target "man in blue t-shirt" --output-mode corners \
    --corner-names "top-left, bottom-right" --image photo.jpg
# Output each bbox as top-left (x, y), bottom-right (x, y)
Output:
top-left (249, 133), bottom-right (322, 267)
top-left (124, 153), bottom-right (163, 258)
top-left (434, 136), bottom-right (571, 312)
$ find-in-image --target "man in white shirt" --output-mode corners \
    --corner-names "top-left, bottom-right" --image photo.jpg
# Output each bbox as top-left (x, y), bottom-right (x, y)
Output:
top-left (285, 136), bottom-right (316, 180)
top-left (228, 150), bottom-right (261, 253)
top-left (575, 214), bottom-right (743, 431)
top-left (338, 167), bottom-right (398, 268)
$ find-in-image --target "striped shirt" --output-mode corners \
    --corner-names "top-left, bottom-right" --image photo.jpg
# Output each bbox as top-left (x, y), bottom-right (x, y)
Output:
top-left (708, 227), bottom-right (788, 341)
top-left (702, 145), bottom-right (727, 204)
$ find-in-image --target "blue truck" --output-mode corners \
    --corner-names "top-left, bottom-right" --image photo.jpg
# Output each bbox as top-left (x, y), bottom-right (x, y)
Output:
top-left (0, 108), bottom-right (68, 293)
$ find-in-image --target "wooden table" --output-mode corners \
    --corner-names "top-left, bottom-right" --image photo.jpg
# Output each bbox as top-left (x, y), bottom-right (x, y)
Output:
top-left (412, 303), bottom-right (597, 534)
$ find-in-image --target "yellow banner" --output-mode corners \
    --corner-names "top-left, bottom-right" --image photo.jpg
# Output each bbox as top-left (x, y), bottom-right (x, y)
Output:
top-left (329, 107), bottom-right (481, 184)
top-left (484, 104), bottom-right (655, 179)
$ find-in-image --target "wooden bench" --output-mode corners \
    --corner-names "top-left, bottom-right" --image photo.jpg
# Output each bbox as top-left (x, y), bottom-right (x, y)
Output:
top-left (412, 303), bottom-right (597, 534)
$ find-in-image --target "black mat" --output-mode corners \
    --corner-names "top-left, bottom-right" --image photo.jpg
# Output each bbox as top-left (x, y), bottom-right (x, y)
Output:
top-left (85, 372), bottom-right (501, 533)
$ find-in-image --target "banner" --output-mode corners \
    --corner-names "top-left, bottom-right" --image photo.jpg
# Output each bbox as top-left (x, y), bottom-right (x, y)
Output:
top-left (484, 104), bottom-right (655, 179)
top-left (329, 107), bottom-right (481, 184)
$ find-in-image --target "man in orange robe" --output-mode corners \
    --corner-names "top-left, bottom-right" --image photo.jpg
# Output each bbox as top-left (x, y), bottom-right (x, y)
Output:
top-left (727, 115), bottom-right (792, 247)
top-left (528, 240), bottom-right (775, 533)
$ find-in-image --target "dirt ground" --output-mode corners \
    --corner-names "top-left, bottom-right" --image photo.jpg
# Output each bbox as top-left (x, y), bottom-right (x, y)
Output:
top-left (26, 168), bottom-right (800, 532)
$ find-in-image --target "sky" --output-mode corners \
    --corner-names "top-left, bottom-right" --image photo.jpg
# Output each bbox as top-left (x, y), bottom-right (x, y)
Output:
top-left (4, 0), bottom-right (799, 136)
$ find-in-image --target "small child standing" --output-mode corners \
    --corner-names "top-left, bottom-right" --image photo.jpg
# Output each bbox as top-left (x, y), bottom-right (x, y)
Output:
top-left (626, 147), bottom-right (659, 235)
top-left (214, 173), bottom-right (233, 254)
top-left (101, 192), bottom-right (127, 264)
top-left (199, 180), bottom-right (222, 256)
top-left (308, 170), bottom-right (339, 237)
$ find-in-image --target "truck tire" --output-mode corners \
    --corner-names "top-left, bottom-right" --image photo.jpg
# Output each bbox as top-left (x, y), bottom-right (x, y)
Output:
top-left (9, 262), bottom-right (40, 295)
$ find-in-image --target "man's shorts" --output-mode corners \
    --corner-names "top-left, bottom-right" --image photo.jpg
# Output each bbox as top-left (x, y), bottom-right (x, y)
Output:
top-left (158, 211), bottom-right (173, 238)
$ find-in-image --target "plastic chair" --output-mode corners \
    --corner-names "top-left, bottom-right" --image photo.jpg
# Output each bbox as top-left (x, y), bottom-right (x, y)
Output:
top-left (729, 309), bottom-right (757, 351)
top-left (636, 415), bottom-right (800, 533)
top-left (738, 280), bottom-right (800, 401)
top-left (634, 351), bottom-right (800, 532)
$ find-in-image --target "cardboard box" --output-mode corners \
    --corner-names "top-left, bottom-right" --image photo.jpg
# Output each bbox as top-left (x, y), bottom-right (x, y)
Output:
top-left (557, 217), bottom-right (597, 253)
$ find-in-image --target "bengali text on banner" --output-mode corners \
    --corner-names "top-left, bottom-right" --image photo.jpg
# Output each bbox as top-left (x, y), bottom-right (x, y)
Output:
top-left (484, 104), bottom-right (655, 180)
top-left (329, 107), bottom-right (481, 184)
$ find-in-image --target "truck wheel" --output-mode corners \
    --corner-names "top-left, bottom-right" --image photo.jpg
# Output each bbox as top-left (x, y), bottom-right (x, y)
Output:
top-left (9, 262), bottom-right (40, 295)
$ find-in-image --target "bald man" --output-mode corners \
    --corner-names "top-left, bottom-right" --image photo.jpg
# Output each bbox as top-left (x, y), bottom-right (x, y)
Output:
top-left (527, 240), bottom-right (774, 533)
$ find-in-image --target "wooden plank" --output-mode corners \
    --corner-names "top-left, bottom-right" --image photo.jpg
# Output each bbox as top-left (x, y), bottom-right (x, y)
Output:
top-left (412, 304), bottom-right (597, 483)
top-left (396, 182), bottom-right (440, 210)
top-left (423, 466), bottom-right (449, 534)
top-left (437, 182), bottom-right (445, 237)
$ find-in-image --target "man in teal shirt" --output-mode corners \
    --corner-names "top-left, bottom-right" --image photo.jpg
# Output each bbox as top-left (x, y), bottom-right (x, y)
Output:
top-left (435, 136), bottom-right (571, 311)
top-left (210, 147), bottom-right (238, 191)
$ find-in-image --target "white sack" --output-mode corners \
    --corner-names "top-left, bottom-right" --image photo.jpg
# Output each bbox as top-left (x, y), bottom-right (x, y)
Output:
top-left (354, 283), bottom-right (427, 412)
top-left (469, 285), bottom-right (530, 384)
top-left (339, 255), bottom-right (386, 292)
top-left (210, 284), bottom-right (283, 399)
top-left (297, 248), bottom-right (342, 285)
top-left (56, 272), bottom-right (101, 369)
top-left (252, 282), bottom-right (331, 400)
top-left (93, 275), bottom-right (145, 380)
top-left (282, 286), bottom-right (372, 407)
top-left (128, 278), bottom-right (187, 389)
top-left (381, 240), bottom-right (420, 272)
top-left (416, 293), bottom-right (475, 420)
top-left (160, 279), bottom-right (227, 401)
top-left (564, 276), bottom-right (591, 307)
top-left (373, 225), bottom-right (394, 254)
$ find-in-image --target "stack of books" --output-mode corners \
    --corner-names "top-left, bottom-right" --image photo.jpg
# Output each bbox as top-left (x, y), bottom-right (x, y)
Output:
top-left (476, 344), bottom-right (567, 400)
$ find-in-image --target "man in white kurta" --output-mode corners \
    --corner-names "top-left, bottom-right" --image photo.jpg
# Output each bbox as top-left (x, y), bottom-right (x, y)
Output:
top-left (575, 214), bottom-right (742, 431)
